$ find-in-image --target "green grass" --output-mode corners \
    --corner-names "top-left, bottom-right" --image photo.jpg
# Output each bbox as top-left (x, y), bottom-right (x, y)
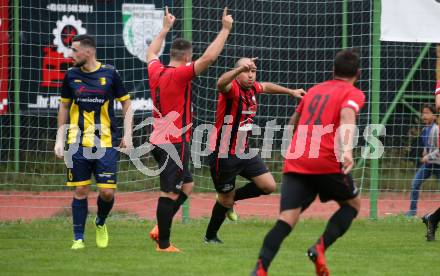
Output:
top-left (0, 217), bottom-right (438, 275)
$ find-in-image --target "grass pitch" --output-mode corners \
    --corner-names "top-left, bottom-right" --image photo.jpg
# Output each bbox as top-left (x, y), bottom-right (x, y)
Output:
top-left (0, 216), bottom-right (438, 275)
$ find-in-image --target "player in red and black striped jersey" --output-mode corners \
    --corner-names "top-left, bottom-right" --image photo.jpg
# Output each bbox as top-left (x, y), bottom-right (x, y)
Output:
top-left (146, 6), bottom-right (233, 252)
top-left (421, 81), bottom-right (440, 241)
top-left (435, 80), bottom-right (440, 99)
top-left (252, 49), bottom-right (365, 276)
top-left (204, 57), bottom-right (306, 244)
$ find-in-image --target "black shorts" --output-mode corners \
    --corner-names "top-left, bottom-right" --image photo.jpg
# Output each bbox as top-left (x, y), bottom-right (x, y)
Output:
top-left (280, 172), bottom-right (359, 212)
top-left (209, 153), bottom-right (269, 194)
top-left (151, 142), bottom-right (193, 193)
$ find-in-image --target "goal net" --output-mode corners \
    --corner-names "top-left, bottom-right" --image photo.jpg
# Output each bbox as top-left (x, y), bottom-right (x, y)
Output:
top-left (0, 0), bottom-right (438, 220)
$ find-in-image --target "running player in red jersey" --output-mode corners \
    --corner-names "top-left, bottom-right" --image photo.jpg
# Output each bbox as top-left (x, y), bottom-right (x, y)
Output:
top-left (252, 49), bottom-right (365, 276)
top-left (422, 79), bottom-right (440, 241)
top-left (146, 6), bottom-right (233, 252)
top-left (204, 57), bottom-right (306, 244)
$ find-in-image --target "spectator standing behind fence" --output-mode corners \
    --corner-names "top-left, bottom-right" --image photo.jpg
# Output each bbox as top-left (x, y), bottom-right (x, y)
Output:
top-left (406, 105), bottom-right (440, 217)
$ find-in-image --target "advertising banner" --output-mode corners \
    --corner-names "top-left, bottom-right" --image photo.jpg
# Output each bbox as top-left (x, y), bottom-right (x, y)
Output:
top-left (21, 0), bottom-right (167, 113)
top-left (381, 0), bottom-right (440, 42)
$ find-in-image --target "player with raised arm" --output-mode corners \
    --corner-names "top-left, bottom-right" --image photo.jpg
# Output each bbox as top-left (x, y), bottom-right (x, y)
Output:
top-left (146, 6), bottom-right (233, 252)
top-left (251, 49), bottom-right (365, 276)
top-left (203, 57), bottom-right (306, 244)
top-left (54, 35), bottom-right (133, 250)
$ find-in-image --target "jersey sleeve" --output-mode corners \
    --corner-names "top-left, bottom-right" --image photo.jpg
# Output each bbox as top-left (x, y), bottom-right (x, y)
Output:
top-left (341, 89), bottom-right (365, 114)
top-left (147, 59), bottom-right (164, 91)
top-left (174, 62), bottom-right (195, 83)
top-left (147, 59), bottom-right (163, 78)
top-left (435, 80), bottom-right (440, 95)
top-left (254, 81), bottom-right (264, 94)
top-left (295, 98), bottom-right (305, 114)
top-left (221, 80), bottom-right (240, 99)
top-left (60, 72), bottom-right (72, 103)
top-left (113, 69), bottom-right (130, 102)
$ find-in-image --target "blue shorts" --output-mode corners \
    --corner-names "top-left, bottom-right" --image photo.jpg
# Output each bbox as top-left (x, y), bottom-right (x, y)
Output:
top-left (66, 146), bottom-right (119, 189)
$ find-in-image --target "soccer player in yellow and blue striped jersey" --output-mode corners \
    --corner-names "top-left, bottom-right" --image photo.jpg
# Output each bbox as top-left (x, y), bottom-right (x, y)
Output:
top-left (54, 35), bottom-right (133, 249)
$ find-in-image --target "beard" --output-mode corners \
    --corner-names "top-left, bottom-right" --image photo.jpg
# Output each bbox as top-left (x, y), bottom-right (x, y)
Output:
top-left (73, 59), bottom-right (86, 68)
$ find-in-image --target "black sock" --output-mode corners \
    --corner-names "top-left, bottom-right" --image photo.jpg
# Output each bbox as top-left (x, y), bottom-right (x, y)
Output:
top-left (257, 220), bottom-right (292, 271)
top-left (205, 201), bottom-right (229, 239)
top-left (157, 197), bottom-right (175, 249)
top-left (96, 195), bottom-right (114, 226)
top-left (172, 191), bottom-right (188, 216)
top-left (320, 204), bottom-right (358, 250)
top-left (72, 198), bottom-right (88, 240)
top-left (234, 182), bottom-right (268, 201)
top-left (430, 207), bottom-right (440, 225)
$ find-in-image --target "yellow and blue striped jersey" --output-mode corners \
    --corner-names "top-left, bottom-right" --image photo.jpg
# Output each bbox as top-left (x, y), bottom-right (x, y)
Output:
top-left (61, 62), bottom-right (129, 147)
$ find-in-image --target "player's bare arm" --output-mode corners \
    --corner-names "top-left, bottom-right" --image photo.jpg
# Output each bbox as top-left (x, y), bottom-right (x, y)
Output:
top-left (54, 101), bottom-right (71, 159)
top-left (119, 99), bottom-right (133, 149)
top-left (436, 94), bottom-right (440, 110)
top-left (339, 107), bottom-right (357, 174)
top-left (194, 7), bottom-right (233, 75)
top-left (260, 82), bottom-right (306, 99)
top-left (288, 111), bottom-right (300, 127)
top-left (146, 6), bottom-right (176, 63)
top-left (217, 57), bottom-right (257, 93)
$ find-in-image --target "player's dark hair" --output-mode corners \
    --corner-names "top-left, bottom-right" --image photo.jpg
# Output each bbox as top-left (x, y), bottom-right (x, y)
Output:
top-left (72, 34), bottom-right (96, 49)
top-left (422, 104), bottom-right (436, 115)
top-left (170, 38), bottom-right (192, 60)
top-left (334, 48), bottom-right (360, 78)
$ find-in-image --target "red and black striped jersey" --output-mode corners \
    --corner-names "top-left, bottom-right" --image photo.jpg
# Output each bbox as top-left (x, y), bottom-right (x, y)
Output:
top-left (210, 79), bottom-right (263, 155)
top-left (434, 80), bottom-right (440, 148)
top-left (284, 79), bottom-right (365, 174)
top-left (435, 80), bottom-right (440, 96)
top-left (147, 59), bottom-right (195, 144)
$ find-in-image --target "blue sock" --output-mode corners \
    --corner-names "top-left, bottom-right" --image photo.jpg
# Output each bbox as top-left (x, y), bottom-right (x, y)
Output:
top-left (72, 198), bottom-right (88, 241)
top-left (96, 195), bottom-right (114, 226)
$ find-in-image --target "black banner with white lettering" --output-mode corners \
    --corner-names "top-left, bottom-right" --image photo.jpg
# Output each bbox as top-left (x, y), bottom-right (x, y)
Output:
top-left (20, 0), bottom-right (169, 113)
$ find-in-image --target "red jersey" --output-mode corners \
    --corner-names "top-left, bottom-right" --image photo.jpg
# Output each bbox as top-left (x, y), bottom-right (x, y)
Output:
top-left (210, 79), bottom-right (264, 155)
top-left (435, 80), bottom-right (440, 95)
top-left (283, 80), bottom-right (365, 174)
top-left (435, 81), bottom-right (440, 148)
top-left (147, 59), bottom-right (195, 144)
